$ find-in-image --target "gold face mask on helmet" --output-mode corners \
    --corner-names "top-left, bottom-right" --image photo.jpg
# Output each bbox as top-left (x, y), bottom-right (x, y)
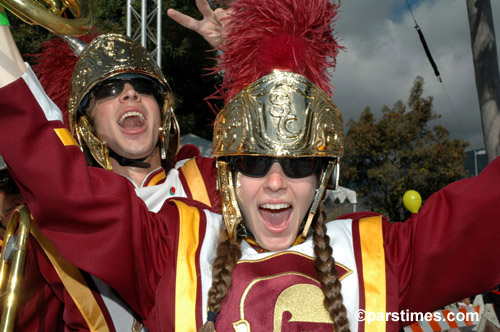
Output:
top-left (213, 70), bottom-right (344, 241)
top-left (67, 33), bottom-right (179, 170)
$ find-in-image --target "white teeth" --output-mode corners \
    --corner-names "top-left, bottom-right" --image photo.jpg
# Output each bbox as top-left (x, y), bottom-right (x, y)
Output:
top-left (260, 203), bottom-right (290, 210)
top-left (118, 111), bottom-right (145, 126)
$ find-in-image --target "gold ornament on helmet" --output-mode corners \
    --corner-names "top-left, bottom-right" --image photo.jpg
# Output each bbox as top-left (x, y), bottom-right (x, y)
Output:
top-left (213, 70), bottom-right (343, 158)
top-left (67, 33), bottom-right (178, 170)
top-left (213, 70), bottom-right (344, 240)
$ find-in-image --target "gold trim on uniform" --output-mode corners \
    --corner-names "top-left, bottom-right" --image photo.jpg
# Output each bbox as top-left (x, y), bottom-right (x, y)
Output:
top-left (30, 223), bottom-right (110, 332)
top-left (54, 128), bottom-right (78, 146)
top-left (236, 272), bottom-right (333, 330)
top-left (181, 159), bottom-right (211, 207)
top-left (173, 200), bottom-right (201, 332)
top-left (238, 250), bottom-right (353, 281)
top-left (147, 170), bottom-right (166, 187)
top-left (359, 216), bottom-right (386, 332)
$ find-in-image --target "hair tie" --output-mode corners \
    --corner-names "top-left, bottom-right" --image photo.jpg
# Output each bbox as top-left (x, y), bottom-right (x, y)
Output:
top-left (0, 7), bottom-right (10, 26)
top-left (207, 310), bottom-right (217, 323)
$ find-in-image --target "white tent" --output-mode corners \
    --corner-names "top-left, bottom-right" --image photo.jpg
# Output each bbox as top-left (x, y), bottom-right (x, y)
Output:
top-left (324, 186), bottom-right (357, 212)
top-left (180, 133), bottom-right (213, 157)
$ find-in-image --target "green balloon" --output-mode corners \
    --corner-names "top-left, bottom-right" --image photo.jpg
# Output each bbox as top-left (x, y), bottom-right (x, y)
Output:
top-left (403, 190), bottom-right (422, 213)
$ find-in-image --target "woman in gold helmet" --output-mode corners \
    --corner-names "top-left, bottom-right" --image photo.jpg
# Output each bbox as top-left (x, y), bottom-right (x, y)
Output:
top-left (189, 0), bottom-right (500, 331)
top-left (203, 69), bottom-right (351, 332)
top-left (0, 0), bottom-right (351, 329)
top-left (3, 1), bottom-right (500, 332)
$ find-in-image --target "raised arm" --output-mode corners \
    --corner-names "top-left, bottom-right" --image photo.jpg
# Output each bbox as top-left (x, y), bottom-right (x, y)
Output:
top-left (385, 156), bottom-right (500, 318)
top-left (0, 7), bottom-right (26, 88)
top-left (167, 0), bottom-right (229, 48)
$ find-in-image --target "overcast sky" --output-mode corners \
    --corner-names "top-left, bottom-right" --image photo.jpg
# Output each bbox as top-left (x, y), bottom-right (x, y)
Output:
top-left (330, 0), bottom-right (500, 151)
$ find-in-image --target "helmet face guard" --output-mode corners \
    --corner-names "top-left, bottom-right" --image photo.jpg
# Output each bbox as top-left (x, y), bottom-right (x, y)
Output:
top-left (67, 33), bottom-right (178, 170)
top-left (213, 70), bottom-right (344, 241)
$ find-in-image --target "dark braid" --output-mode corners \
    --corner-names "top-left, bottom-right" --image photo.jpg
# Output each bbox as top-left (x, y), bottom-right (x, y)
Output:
top-left (199, 229), bottom-right (242, 332)
top-left (313, 206), bottom-right (351, 332)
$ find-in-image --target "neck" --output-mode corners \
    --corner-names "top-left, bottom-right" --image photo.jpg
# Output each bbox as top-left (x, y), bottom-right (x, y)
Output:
top-left (110, 148), bottom-right (162, 187)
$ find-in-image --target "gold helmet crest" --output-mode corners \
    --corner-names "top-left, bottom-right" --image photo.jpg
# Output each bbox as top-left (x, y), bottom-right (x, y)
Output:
top-left (213, 70), bottom-right (344, 240)
top-left (68, 33), bottom-right (178, 170)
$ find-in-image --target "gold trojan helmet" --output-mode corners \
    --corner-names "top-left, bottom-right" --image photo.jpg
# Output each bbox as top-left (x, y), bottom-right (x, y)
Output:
top-left (213, 70), bottom-right (344, 241)
top-left (67, 33), bottom-right (179, 170)
top-left (211, 0), bottom-right (344, 241)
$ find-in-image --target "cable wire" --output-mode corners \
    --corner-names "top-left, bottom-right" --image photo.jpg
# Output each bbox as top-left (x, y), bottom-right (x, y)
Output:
top-left (440, 82), bottom-right (471, 144)
top-left (405, 0), bottom-right (470, 145)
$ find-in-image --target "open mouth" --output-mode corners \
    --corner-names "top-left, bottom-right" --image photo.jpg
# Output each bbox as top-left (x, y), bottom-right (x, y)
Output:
top-left (118, 111), bottom-right (146, 130)
top-left (259, 203), bottom-right (292, 232)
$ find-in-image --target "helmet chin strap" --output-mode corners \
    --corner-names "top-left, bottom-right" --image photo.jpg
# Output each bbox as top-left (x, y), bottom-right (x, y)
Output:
top-left (301, 160), bottom-right (336, 238)
top-left (107, 148), bottom-right (152, 168)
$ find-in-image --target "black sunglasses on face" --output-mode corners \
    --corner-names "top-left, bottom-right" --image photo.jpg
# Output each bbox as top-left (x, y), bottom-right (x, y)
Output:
top-left (91, 78), bottom-right (162, 101)
top-left (232, 156), bottom-right (323, 179)
top-left (0, 175), bottom-right (20, 195)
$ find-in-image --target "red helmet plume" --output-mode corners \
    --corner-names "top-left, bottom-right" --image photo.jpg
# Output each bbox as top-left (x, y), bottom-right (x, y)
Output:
top-left (27, 30), bottom-right (99, 127)
top-left (217, 0), bottom-right (343, 103)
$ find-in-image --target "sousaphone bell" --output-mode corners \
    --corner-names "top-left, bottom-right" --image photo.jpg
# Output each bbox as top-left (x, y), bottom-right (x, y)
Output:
top-left (0, 205), bottom-right (31, 332)
top-left (1, 0), bottom-right (92, 36)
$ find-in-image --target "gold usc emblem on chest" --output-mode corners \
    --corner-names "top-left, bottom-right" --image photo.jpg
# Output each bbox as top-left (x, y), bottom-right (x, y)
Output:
top-left (216, 251), bottom-right (352, 332)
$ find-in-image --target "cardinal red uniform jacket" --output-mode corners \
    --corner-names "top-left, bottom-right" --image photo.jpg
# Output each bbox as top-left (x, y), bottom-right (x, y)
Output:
top-left (1, 67), bottom-right (500, 331)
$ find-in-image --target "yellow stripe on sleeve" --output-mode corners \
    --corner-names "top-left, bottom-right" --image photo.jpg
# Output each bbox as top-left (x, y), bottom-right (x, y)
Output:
top-left (54, 128), bottom-right (78, 146)
top-left (181, 159), bottom-right (211, 207)
top-left (359, 215), bottom-right (386, 332)
top-left (30, 223), bottom-right (110, 332)
top-left (173, 200), bottom-right (201, 332)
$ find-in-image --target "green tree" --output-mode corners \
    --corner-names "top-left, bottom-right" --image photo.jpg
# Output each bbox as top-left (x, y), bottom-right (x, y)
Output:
top-left (340, 76), bottom-right (469, 221)
top-left (159, 0), bottom-right (222, 140)
top-left (9, 0), bottom-right (222, 140)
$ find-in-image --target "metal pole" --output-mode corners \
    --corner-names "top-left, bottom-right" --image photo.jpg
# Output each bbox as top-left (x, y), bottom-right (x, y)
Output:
top-left (475, 149), bottom-right (486, 176)
top-left (157, 0), bottom-right (162, 68)
top-left (475, 150), bottom-right (478, 177)
top-left (126, 0), bottom-right (132, 37)
top-left (141, 0), bottom-right (147, 47)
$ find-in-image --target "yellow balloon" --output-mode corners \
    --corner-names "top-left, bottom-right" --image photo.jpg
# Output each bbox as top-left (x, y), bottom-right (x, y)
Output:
top-left (403, 190), bottom-right (422, 213)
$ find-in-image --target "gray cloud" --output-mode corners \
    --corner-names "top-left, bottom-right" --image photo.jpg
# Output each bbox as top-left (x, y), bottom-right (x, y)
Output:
top-left (331, 0), bottom-right (500, 151)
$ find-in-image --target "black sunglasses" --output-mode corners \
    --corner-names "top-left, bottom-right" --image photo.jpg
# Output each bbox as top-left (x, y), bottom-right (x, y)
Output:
top-left (231, 156), bottom-right (324, 179)
top-left (0, 174), bottom-right (20, 195)
top-left (91, 78), bottom-right (162, 102)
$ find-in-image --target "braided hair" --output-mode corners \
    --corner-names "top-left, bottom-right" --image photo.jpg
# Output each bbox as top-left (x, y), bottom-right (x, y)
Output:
top-left (313, 206), bottom-right (350, 331)
top-left (199, 230), bottom-right (242, 332)
top-left (200, 204), bottom-right (350, 332)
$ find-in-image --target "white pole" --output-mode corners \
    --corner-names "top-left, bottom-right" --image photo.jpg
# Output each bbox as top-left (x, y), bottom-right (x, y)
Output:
top-left (141, 0), bottom-right (147, 47)
top-left (157, 0), bottom-right (162, 68)
top-left (126, 0), bottom-right (132, 37)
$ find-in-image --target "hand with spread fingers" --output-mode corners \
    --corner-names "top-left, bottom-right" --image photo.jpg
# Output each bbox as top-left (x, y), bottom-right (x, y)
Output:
top-left (167, 0), bottom-right (229, 48)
